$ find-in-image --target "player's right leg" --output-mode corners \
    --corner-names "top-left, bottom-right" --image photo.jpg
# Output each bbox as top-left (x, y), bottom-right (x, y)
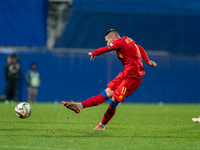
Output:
top-left (62, 100), bottom-right (82, 114)
top-left (62, 89), bottom-right (112, 114)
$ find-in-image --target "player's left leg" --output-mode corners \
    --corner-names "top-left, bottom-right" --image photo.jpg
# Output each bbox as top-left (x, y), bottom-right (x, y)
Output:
top-left (93, 98), bottom-right (119, 130)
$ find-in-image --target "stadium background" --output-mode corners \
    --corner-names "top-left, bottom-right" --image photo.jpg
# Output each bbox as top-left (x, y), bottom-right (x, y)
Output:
top-left (0, 0), bottom-right (199, 103)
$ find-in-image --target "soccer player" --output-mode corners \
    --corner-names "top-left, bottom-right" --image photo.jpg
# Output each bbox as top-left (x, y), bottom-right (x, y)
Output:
top-left (62, 29), bottom-right (157, 130)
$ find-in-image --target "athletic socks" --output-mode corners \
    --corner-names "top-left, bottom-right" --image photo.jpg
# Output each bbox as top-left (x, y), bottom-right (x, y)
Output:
top-left (80, 91), bottom-right (118, 127)
top-left (81, 90), bottom-right (110, 108)
top-left (101, 100), bottom-right (118, 126)
top-left (99, 122), bottom-right (106, 128)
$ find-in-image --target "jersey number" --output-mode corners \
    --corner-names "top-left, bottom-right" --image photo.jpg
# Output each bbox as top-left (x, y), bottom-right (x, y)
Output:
top-left (125, 38), bottom-right (133, 44)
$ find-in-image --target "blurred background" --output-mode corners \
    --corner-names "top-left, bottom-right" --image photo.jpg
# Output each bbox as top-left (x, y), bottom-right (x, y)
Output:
top-left (0, 0), bottom-right (199, 103)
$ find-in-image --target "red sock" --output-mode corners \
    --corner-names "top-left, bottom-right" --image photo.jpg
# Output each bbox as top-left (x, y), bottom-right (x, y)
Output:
top-left (81, 94), bottom-right (108, 108)
top-left (101, 105), bottom-right (117, 125)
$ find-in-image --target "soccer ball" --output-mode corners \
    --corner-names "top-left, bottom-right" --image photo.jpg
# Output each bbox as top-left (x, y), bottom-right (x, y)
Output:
top-left (15, 102), bottom-right (31, 118)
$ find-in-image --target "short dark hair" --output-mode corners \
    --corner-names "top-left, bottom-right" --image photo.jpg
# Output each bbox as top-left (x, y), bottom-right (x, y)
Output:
top-left (104, 29), bottom-right (120, 37)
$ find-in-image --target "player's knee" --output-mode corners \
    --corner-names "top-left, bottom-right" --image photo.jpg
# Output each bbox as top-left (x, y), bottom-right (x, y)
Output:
top-left (110, 98), bottom-right (119, 107)
top-left (105, 87), bottom-right (113, 97)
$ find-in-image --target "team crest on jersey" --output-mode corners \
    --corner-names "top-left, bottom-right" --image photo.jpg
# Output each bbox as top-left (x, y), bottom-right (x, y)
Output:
top-left (110, 43), bottom-right (113, 46)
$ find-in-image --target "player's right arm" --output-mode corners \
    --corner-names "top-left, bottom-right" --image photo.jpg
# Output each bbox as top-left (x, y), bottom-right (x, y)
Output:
top-left (147, 60), bottom-right (157, 67)
top-left (137, 45), bottom-right (157, 67)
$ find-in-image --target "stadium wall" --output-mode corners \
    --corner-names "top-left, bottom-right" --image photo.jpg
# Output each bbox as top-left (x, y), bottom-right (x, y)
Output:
top-left (55, 0), bottom-right (200, 55)
top-left (0, 48), bottom-right (199, 103)
top-left (0, 0), bottom-right (48, 47)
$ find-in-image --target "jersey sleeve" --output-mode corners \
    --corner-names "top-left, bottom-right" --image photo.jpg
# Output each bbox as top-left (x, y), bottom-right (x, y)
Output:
top-left (92, 39), bottom-right (122, 56)
top-left (92, 46), bottom-right (112, 56)
top-left (107, 39), bottom-right (122, 50)
top-left (137, 45), bottom-right (149, 63)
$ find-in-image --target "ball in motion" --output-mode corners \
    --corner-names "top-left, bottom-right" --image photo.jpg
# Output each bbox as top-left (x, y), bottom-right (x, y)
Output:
top-left (15, 102), bottom-right (31, 118)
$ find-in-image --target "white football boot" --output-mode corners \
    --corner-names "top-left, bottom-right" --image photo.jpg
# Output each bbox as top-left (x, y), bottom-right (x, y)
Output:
top-left (192, 116), bottom-right (200, 123)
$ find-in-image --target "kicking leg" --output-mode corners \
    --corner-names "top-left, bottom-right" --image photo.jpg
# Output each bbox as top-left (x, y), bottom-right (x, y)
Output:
top-left (81, 88), bottom-right (113, 108)
top-left (62, 88), bottom-right (113, 114)
top-left (62, 100), bottom-right (82, 114)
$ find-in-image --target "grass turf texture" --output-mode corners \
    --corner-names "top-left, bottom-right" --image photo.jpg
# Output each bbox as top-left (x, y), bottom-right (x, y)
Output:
top-left (0, 103), bottom-right (200, 150)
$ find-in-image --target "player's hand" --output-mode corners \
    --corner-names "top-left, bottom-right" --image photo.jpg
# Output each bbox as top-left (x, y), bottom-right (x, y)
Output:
top-left (148, 60), bottom-right (157, 67)
top-left (88, 52), bottom-right (95, 61)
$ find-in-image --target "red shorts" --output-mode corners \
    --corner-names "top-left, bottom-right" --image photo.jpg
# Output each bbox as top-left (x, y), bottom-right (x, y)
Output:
top-left (107, 71), bottom-right (142, 102)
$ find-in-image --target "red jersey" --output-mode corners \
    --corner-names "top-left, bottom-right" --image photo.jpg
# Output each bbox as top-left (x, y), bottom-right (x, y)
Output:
top-left (92, 36), bottom-right (149, 76)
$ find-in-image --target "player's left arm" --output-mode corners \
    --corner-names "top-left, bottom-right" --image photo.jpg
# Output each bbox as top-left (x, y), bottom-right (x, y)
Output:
top-left (88, 52), bottom-right (95, 61)
top-left (88, 46), bottom-right (113, 61)
top-left (89, 39), bottom-right (122, 61)
top-left (137, 45), bottom-right (157, 67)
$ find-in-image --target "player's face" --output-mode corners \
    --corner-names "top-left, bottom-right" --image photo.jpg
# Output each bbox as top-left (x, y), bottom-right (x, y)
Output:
top-left (105, 36), bottom-right (113, 46)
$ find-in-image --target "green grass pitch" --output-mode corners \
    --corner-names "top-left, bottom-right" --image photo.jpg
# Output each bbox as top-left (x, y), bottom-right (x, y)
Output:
top-left (0, 102), bottom-right (200, 150)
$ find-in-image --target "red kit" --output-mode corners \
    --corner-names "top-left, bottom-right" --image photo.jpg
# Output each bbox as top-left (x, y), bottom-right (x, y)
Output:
top-left (92, 36), bottom-right (149, 102)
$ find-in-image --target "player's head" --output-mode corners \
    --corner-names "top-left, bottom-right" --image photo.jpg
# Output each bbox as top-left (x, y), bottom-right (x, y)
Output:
top-left (104, 29), bottom-right (120, 45)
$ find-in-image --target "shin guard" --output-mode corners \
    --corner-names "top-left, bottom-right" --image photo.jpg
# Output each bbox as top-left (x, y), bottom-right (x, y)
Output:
top-left (81, 90), bottom-right (109, 108)
top-left (101, 100), bottom-right (118, 125)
